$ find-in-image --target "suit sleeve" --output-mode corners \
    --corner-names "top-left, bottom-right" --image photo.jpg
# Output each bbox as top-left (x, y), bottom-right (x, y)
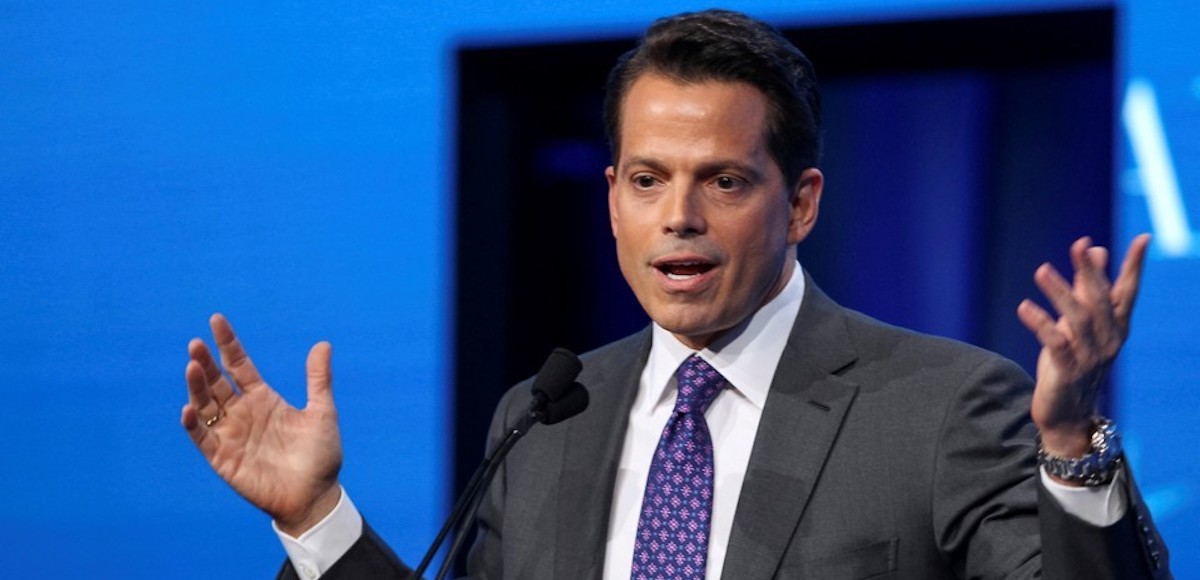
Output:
top-left (932, 356), bottom-right (1171, 579)
top-left (1038, 465), bottom-right (1172, 579)
top-left (276, 521), bottom-right (411, 580)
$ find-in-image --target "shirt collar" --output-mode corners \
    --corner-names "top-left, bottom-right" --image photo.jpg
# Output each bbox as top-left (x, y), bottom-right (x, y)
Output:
top-left (644, 263), bottom-right (806, 413)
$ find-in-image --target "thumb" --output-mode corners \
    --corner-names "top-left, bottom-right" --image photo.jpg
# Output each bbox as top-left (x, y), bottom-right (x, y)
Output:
top-left (306, 341), bottom-right (334, 409)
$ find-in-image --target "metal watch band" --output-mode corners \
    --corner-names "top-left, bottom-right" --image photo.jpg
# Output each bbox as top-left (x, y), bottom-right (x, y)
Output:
top-left (1036, 417), bottom-right (1123, 486)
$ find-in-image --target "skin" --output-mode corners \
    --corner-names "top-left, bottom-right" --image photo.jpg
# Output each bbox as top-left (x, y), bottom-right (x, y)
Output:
top-left (1018, 233), bottom-right (1151, 465)
top-left (181, 74), bottom-right (1151, 533)
top-left (606, 74), bottom-right (821, 350)
top-left (181, 314), bottom-right (342, 536)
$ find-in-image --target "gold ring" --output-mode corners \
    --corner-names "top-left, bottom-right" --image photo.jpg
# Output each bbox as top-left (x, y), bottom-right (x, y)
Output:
top-left (205, 408), bottom-right (224, 427)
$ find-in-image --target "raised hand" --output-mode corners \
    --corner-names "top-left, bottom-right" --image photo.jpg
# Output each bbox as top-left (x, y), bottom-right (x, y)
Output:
top-left (181, 313), bottom-right (343, 535)
top-left (1017, 234), bottom-right (1150, 462)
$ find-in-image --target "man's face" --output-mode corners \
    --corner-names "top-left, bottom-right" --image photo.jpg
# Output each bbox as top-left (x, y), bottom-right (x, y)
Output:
top-left (607, 74), bottom-right (822, 349)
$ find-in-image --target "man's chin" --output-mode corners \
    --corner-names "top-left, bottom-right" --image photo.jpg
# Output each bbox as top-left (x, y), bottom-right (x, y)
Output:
top-left (652, 313), bottom-right (731, 350)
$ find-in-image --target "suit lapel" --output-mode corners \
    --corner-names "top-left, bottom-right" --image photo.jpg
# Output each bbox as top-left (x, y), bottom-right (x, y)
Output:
top-left (553, 330), bottom-right (651, 580)
top-left (721, 276), bottom-right (861, 580)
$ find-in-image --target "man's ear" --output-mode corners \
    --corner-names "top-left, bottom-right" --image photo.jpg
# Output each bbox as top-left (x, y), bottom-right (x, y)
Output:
top-left (606, 165), bottom-right (619, 238)
top-left (787, 168), bottom-right (823, 245)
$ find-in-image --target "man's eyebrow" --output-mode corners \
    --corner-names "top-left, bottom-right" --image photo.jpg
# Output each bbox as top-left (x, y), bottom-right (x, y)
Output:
top-left (620, 156), bottom-right (669, 173)
top-left (619, 157), bottom-right (766, 181)
top-left (696, 159), bottom-right (765, 182)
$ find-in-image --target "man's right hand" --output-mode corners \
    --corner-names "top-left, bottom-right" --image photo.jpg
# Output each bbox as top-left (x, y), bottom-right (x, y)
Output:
top-left (181, 313), bottom-right (343, 537)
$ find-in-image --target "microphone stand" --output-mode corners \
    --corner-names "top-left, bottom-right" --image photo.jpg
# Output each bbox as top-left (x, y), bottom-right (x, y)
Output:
top-left (410, 349), bottom-right (586, 580)
top-left (429, 383), bottom-right (587, 580)
top-left (432, 426), bottom-right (525, 580)
top-left (409, 412), bottom-right (534, 580)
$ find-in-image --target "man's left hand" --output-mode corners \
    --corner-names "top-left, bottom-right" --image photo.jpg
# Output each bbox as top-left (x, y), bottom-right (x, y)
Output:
top-left (1017, 234), bottom-right (1151, 478)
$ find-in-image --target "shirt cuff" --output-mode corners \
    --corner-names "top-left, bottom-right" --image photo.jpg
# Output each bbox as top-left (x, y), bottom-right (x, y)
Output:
top-left (1039, 466), bottom-right (1128, 527)
top-left (273, 486), bottom-right (364, 580)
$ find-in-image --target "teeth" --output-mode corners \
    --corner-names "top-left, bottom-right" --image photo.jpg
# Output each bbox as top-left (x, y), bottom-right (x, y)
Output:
top-left (658, 260), bottom-right (711, 281)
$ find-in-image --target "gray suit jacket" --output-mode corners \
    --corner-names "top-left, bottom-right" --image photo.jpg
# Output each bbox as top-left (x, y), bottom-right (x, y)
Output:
top-left (283, 276), bottom-right (1171, 579)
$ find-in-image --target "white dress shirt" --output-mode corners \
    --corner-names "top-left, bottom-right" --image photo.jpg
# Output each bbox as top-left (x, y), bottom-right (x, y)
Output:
top-left (277, 263), bottom-right (1125, 578)
top-left (601, 262), bottom-right (807, 580)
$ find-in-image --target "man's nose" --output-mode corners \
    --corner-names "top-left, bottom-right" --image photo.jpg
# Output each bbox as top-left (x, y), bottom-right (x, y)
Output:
top-left (662, 183), bottom-right (706, 237)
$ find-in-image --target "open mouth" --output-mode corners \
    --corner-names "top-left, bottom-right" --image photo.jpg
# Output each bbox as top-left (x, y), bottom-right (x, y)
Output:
top-left (655, 260), bottom-right (715, 280)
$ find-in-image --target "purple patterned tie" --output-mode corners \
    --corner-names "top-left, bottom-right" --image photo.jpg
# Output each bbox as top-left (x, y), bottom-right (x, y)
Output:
top-left (631, 355), bottom-right (727, 580)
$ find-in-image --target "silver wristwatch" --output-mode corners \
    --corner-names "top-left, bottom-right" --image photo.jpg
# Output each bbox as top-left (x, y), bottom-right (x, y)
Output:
top-left (1036, 417), bottom-right (1123, 486)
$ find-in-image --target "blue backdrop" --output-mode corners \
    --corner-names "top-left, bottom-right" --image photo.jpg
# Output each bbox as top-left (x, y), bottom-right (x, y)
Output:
top-left (1, 0), bottom-right (1194, 577)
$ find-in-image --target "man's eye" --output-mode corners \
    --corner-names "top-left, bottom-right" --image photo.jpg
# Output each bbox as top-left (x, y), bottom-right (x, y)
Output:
top-left (714, 176), bottom-right (741, 190)
top-left (634, 175), bottom-right (657, 188)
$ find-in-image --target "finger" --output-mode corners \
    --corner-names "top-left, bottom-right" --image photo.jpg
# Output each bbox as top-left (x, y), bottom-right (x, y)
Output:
top-left (189, 338), bottom-right (235, 405)
top-left (1111, 233), bottom-right (1151, 325)
top-left (1068, 236), bottom-right (1092, 274)
top-left (1069, 237), bottom-right (1111, 306)
top-left (1087, 246), bottom-right (1109, 272)
top-left (1080, 244), bottom-right (1117, 338)
top-left (185, 359), bottom-right (222, 419)
top-left (305, 341), bottom-right (334, 411)
top-left (1017, 300), bottom-right (1075, 353)
top-left (210, 313), bottom-right (267, 393)
top-left (181, 403), bottom-right (219, 459)
top-left (1033, 263), bottom-right (1085, 334)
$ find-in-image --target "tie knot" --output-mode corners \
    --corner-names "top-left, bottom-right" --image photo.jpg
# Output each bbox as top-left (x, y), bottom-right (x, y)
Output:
top-left (673, 355), bottom-right (726, 415)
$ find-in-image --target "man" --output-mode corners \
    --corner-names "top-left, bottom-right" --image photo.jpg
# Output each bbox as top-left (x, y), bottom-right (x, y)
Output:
top-left (182, 9), bottom-right (1170, 579)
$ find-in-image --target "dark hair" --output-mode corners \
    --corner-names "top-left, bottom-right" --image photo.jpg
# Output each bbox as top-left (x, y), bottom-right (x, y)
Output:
top-left (602, 9), bottom-right (822, 187)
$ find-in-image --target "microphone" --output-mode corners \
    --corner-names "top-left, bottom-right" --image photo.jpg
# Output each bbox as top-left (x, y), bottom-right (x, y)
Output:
top-left (539, 381), bottom-right (588, 425)
top-left (509, 348), bottom-right (585, 435)
top-left (411, 348), bottom-right (588, 580)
